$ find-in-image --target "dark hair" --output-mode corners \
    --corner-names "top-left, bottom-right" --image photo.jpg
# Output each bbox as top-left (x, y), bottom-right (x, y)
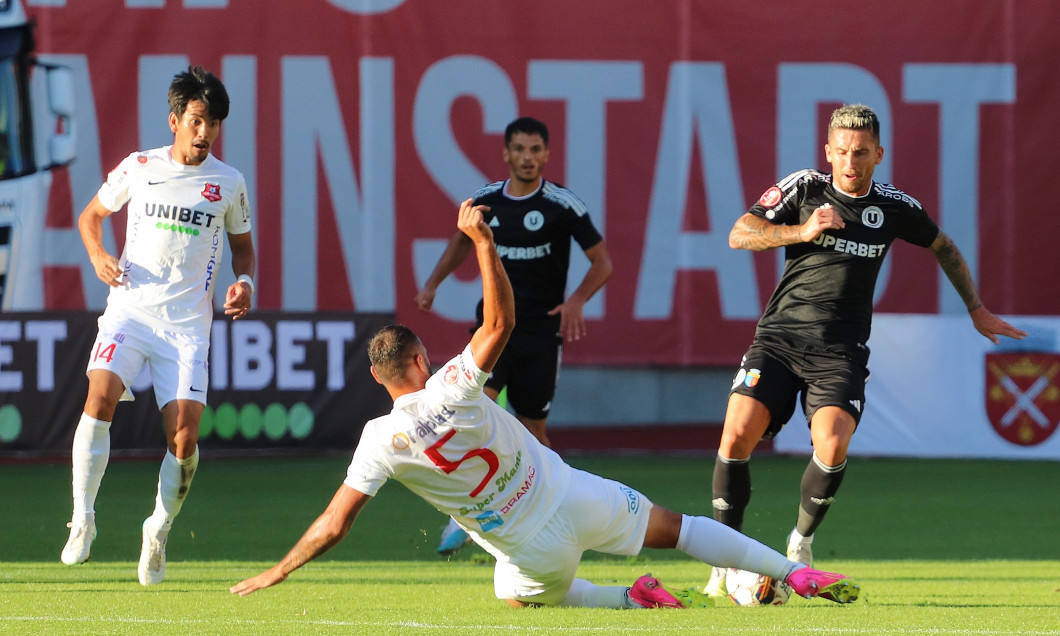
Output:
top-left (168, 66), bottom-right (230, 122)
top-left (504, 116), bottom-right (549, 147)
top-left (367, 325), bottom-right (422, 384)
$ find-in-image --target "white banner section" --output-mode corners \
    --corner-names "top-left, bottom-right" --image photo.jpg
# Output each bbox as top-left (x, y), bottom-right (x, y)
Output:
top-left (773, 315), bottom-right (1060, 459)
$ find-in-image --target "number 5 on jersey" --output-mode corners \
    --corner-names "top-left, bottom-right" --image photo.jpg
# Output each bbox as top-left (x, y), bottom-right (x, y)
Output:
top-left (424, 429), bottom-right (499, 497)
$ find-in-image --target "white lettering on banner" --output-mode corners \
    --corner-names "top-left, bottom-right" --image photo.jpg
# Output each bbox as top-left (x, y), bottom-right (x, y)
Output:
top-left (317, 321), bottom-right (355, 390)
top-left (327, 0), bottom-right (408, 15)
top-left (0, 320), bottom-right (68, 391)
top-left (777, 63), bottom-right (894, 303)
top-left (282, 56), bottom-right (395, 312)
top-left (276, 321), bottom-right (314, 391)
top-left (529, 60), bottom-right (644, 319)
top-left (43, 52), bottom-right (1015, 341)
top-left (231, 320), bottom-right (273, 390)
top-left (412, 56), bottom-right (517, 322)
top-left (212, 320), bottom-right (354, 391)
top-left (904, 64), bottom-right (1016, 314)
top-left (634, 62), bottom-right (759, 320)
top-left (25, 321), bottom-right (66, 391)
top-left (0, 321), bottom-right (21, 390)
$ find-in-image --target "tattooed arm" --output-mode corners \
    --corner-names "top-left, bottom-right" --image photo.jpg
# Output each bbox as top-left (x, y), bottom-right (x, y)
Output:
top-left (931, 231), bottom-right (1027, 344)
top-left (729, 204), bottom-right (845, 252)
top-left (230, 485), bottom-right (371, 596)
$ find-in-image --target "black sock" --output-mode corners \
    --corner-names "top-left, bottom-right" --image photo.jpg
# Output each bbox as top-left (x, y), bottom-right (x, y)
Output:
top-left (712, 454), bottom-right (751, 532)
top-left (796, 453), bottom-right (846, 537)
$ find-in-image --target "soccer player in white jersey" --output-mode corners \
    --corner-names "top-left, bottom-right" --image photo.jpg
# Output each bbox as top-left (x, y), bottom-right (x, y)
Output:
top-left (61, 66), bottom-right (256, 586)
top-left (230, 199), bottom-right (859, 609)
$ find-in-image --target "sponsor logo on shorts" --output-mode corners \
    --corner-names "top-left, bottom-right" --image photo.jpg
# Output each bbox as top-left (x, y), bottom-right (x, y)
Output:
top-left (743, 368), bottom-right (761, 388)
top-left (475, 511), bottom-right (504, 532)
top-left (619, 485), bottom-right (640, 514)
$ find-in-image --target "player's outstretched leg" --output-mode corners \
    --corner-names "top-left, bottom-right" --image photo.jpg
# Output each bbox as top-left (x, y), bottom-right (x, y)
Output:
top-left (437, 518), bottom-right (471, 555)
top-left (786, 566), bottom-right (860, 603)
top-left (628, 575), bottom-right (712, 609)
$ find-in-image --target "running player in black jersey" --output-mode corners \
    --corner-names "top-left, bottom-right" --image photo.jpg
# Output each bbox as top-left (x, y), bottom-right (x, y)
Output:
top-left (704, 104), bottom-right (1026, 597)
top-left (415, 116), bottom-right (612, 553)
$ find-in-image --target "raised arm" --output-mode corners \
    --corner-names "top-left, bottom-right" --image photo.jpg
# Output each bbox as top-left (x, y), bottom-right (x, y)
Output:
top-left (229, 484), bottom-right (371, 596)
top-left (930, 231), bottom-right (1027, 344)
top-left (414, 230), bottom-right (474, 312)
top-left (729, 204), bottom-right (845, 252)
top-left (460, 198), bottom-right (515, 373)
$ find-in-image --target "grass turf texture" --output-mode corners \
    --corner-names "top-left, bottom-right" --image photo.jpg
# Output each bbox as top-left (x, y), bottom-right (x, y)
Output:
top-left (2, 454), bottom-right (1058, 634)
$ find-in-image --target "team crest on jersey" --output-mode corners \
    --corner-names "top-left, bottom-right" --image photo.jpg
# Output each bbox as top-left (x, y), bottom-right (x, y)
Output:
top-left (862, 206), bottom-right (884, 228)
top-left (137, 155), bottom-right (148, 164)
top-left (758, 186), bottom-right (782, 208)
top-left (443, 364), bottom-right (459, 384)
top-left (201, 183), bottom-right (222, 202)
top-left (523, 210), bottom-right (544, 231)
top-left (985, 352), bottom-right (1060, 447)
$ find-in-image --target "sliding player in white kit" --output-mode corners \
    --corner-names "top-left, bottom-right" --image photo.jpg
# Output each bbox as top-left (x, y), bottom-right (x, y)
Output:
top-left (230, 199), bottom-right (859, 609)
top-left (61, 66), bottom-right (256, 586)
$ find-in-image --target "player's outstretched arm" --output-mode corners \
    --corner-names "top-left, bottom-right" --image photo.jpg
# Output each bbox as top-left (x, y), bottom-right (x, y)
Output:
top-left (930, 231), bottom-right (1027, 344)
top-left (414, 230), bottom-right (474, 312)
top-left (78, 196), bottom-right (122, 287)
top-left (461, 198), bottom-right (514, 374)
top-left (229, 485), bottom-right (371, 596)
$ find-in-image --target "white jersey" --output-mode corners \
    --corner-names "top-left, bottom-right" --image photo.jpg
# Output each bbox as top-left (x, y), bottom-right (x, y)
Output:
top-left (97, 147), bottom-right (252, 334)
top-left (345, 345), bottom-right (571, 553)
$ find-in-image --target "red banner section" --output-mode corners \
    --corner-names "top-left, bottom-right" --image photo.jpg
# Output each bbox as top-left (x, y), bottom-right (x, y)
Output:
top-left (0, 312), bottom-right (393, 453)
top-left (12, 1), bottom-right (1059, 366)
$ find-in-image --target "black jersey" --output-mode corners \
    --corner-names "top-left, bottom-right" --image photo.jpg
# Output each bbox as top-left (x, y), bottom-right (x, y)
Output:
top-left (472, 179), bottom-right (603, 334)
top-left (749, 169), bottom-right (940, 350)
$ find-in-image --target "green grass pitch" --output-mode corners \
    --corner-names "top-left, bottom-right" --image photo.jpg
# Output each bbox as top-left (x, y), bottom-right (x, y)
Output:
top-left (1, 453), bottom-right (1058, 634)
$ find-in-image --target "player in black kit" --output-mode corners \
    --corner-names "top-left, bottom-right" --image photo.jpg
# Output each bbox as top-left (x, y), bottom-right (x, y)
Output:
top-left (704, 104), bottom-right (1026, 597)
top-left (415, 116), bottom-right (612, 554)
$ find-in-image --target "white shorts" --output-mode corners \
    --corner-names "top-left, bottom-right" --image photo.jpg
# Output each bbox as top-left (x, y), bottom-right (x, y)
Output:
top-left (491, 467), bottom-right (653, 605)
top-left (86, 311), bottom-right (210, 410)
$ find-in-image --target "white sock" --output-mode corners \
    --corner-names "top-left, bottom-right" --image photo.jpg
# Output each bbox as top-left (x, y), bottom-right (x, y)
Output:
top-left (676, 514), bottom-right (800, 581)
top-left (71, 413), bottom-right (111, 520)
top-left (788, 527), bottom-right (813, 546)
top-left (561, 578), bottom-right (638, 608)
top-left (146, 447), bottom-right (199, 532)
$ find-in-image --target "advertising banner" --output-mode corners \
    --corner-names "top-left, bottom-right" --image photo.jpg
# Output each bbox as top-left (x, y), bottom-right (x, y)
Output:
top-left (773, 316), bottom-right (1060, 459)
top-left (0, 312), bottom-right (393, 452)
top-left (4, 0), bottom-right (1054, 367)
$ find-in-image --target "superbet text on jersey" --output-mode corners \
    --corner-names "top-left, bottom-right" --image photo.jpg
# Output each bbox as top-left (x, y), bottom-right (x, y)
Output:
top-left (749, 169), bottom-right (939, 350)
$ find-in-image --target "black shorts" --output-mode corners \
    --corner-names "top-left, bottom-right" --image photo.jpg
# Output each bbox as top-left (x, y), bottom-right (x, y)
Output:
top-left (485, 328), bottom-right (563, 421)
top-left (729, 336), bottom-right (870, 440)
